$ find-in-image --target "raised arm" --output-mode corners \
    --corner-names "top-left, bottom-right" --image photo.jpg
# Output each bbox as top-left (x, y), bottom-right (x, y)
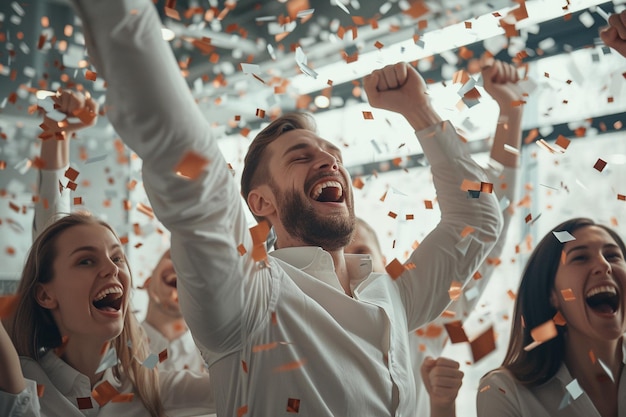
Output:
top-left (600, 10), bottom-right (626, 58)
top-left (70, 0), bottom-right (253, 353)
top-left (33, 90), bottom-right (97, 240)
top-left (363, 63), bottom-right (502, 329)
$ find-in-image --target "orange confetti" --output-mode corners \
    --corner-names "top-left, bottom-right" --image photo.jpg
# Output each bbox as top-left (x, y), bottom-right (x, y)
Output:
top-left (448, 280), bottom-right (463, 301)
top-left (92, 381), bottom-right (119, 407)
top-left (111, 393), bottom-right (134, 403)
top-left (470, 326), bottom-right (496, 362)
top-left (555, 134), bottom-right (570, 150)
top-left (273, 359), bottom-right (306, 373)
top-left (593, 159), bottom-right (607, 172)
top-left (402, 0), bottom-right (429, 18)
top-left (352, 177), bottom-right (364, 189)
top-left (385, 258), bottom-right (405, 280)
top-left (136, 202), bottom-right (154, 219)
top-left (76, 397), bottom-right (93, 410)
top-left (460, 226), bottom-right (475, 238)
top-left (388, 211), bottom-right (397, 219)
top-left (237, 405), bottom-right (249, 417)
top-left (85, 70), bottom-right (97, 81)
top-left (424, 200), bottom-right (433, 209)
top-left (362, 111), bottom-right (373, 120)
top-left (37, 384), bottom-right (45, 397)
top-left (174, 151), bottom-right (210, 180)
top-left (65, 167), bottom-right (79, 181)
top-left (237, 244), bottom-right (247, 256)
top-left (286, 398), bottom-right (301, 413)
top-left (560, 288), bottom-right (575, 301)
top-left (73, 197), bottom-right (83, 205)
top-left (444, 321), bottom-right (469, 344)
top-left (553, 311), bottom-right (566, 326)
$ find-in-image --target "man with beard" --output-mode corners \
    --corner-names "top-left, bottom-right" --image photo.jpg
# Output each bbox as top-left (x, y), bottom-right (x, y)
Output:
top-left (72, 0), bottom-right (501, 415)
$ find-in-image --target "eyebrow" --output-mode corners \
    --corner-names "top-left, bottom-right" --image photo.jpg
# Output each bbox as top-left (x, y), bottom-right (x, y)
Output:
top-left (70, 244), bottom-right (123, 256)
top-left (282, 141), bottom-right (342, 159)
top-left (565, 243), bottom-right (620, 254)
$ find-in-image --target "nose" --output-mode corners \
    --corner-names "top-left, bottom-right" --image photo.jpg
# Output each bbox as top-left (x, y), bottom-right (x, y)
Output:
top-left (592, 254), bottom-right (612, 276)
top-left (100, 258), bottom-right (120, 278)
top-left (314, 150), bottom-right (339, 171)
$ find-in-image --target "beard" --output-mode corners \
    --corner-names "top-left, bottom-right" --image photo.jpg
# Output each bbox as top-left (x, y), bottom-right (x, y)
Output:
top-left (271, 181), bottom-right (355, 251)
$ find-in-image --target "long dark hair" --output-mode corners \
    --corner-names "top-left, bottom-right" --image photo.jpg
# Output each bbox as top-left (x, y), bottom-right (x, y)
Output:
top-left (500, 217), bottom-right (626, 386)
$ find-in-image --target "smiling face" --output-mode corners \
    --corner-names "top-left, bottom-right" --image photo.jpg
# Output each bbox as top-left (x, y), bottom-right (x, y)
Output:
top-left (251, 128), bottom-right (355, 251)
top-left (146, 249), bottom-right (182, 318)
top-left (553, 225), bottom-right (626, 343)
top-left (36, 223), bottom-right (130, 345)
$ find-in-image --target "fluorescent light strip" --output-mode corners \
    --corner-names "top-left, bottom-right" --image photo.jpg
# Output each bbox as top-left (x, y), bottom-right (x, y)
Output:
top-left (290, 0), bottom-right (611, 94)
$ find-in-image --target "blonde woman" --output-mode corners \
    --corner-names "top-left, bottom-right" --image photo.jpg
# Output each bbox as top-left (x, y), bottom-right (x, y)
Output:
top-left (0, 92), bottom-right (214, 417)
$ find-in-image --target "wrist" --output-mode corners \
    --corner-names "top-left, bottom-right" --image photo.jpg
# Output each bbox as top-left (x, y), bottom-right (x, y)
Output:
top-left (403, 102), bottom-right (443, 131)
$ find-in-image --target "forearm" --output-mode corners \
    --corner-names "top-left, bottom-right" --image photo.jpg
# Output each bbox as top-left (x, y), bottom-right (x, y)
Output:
top-left (403, 102), bottom-right (443, 132)
top-left (402, 122), bottom-right (502, 329)
top-left (0, 323), bottom-right (25, 394)
top-left (39, 137), bottom-right (69, 170)
top-left (489, 107), bottom-right (523, 168)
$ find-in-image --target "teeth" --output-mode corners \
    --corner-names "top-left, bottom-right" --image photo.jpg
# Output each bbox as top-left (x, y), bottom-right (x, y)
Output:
top-left (311, 180), bottom-right (343, 200)
top-left (586, 285), bottom-right (617, 298)
top-left (93, 286), bottom-right (123, 302)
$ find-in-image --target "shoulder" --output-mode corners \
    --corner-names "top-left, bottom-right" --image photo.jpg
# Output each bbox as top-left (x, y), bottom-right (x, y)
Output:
top-left (477, 368), bottom-right (527, 410)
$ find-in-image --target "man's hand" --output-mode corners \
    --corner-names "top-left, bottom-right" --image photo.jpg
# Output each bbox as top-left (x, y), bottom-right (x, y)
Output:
top-left (480, 57), bottom-right (524, 112)
top-left (42, 90), bottom-right (98, 134)
top-left (600, 10), bottom-right (626, 58)
top-left (363, 62), bottom-right (442, 131)
top-left (421, 356), bottom-right (464, 413)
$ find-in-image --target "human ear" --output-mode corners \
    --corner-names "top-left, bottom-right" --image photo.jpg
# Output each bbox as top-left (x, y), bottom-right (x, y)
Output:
top-left (247, 186), bottom-right (276, 218)
top-left (35, 284), bottom-right (58, 310)
top-left (549, 289), bottom-right (560, 310)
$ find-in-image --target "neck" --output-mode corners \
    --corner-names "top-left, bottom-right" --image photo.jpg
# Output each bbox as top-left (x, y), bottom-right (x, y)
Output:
top-left (564, 332), bottom-right (623, 388)
top-left (144, 305), bottom-right (186, 341)
top-left (61, 337), bottom-right (109, 387)
top-left (328, 248), bottom-right (352, 296)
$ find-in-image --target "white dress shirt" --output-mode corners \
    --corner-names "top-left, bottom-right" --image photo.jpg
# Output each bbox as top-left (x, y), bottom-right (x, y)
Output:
top-left (142, 321), bottom-right (206, 374)
top-left (69, 0), bottom-right (502, 416)
top-left (0, 352), bottom-right (214, 417)
top-left (476, 341), bottom-right (626, 416)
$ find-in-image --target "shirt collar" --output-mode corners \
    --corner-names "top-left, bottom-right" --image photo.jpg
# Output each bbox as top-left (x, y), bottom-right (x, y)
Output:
top-left (40, 351), bottom-right (90, 396)
top-left (270, 247), bottom-right (373, 292)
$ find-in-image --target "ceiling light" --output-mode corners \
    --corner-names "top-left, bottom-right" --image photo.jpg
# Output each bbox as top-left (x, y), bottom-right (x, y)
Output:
top-left (314, 95), bottom-right (330, 108)
top-left (161, 27), bottom-right (176, 42)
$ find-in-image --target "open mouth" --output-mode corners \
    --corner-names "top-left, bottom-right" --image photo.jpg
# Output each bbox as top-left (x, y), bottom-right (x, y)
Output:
top-left (585, 285), bottom-right (619, 315)
top-left (92, 286), bottom-right (124, 312)
top-left (310, 180), bottom-right (344, 203)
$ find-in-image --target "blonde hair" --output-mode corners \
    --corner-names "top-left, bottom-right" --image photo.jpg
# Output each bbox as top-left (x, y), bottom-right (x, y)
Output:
top-left (9, 212), bottom-right (165, 416)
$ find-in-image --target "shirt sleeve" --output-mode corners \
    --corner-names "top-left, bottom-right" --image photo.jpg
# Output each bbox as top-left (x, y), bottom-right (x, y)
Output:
top-left (69, 0), bottom-right (256, 354)
top-left (398, 121), bottom-right (503, 331)
top-left (0, 379), bottom-right (41, 417)
top-left (32, 167), bottom-right (70, 241)
top-left (476, 371), bottom-right (524, 417)
top-left (158, 369), bottom-right (215, 416)
top-left (415, 163), bottom-right (518, 354)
